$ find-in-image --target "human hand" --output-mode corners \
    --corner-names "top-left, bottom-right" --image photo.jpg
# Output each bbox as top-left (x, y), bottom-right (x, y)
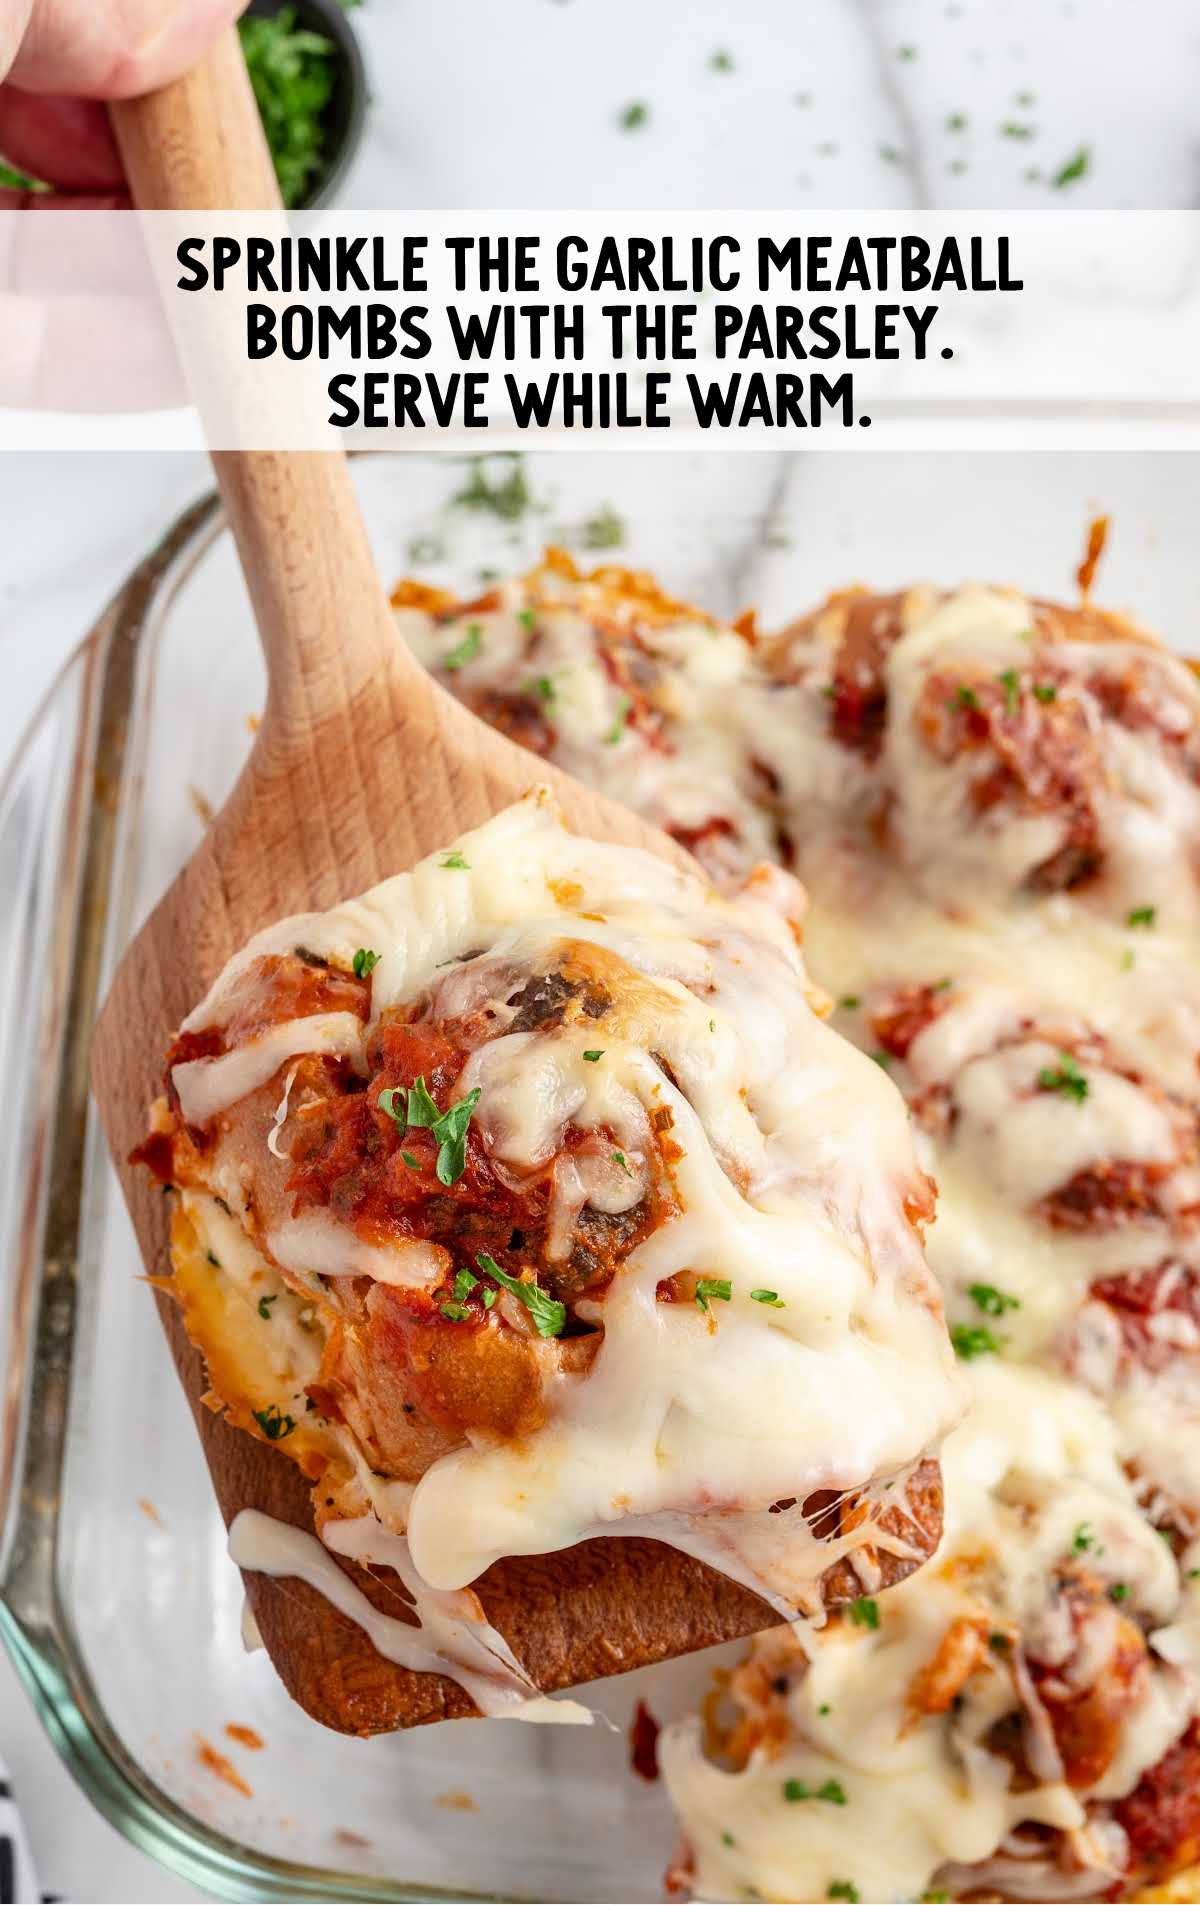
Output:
top-left (0, 0), bottom-right (245, 205)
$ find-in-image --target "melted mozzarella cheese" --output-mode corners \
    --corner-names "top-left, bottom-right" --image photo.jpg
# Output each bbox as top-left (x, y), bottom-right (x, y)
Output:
top-left (174, 792), bottom-right (962, 1623)
top-left (661, 584), bottom-right (1200, 1902)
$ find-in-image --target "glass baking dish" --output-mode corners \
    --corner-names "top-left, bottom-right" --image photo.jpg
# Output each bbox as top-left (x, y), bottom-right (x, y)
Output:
top-left (1, 449), bottom-right (1195, 1902)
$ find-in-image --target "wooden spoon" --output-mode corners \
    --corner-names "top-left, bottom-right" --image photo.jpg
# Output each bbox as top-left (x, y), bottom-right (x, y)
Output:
top-left (94, 30), bottom-right (780, 1732)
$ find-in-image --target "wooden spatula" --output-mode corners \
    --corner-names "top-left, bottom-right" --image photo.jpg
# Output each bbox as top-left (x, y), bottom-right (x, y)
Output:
top-left (94, 29), bottom-right (777, 1732)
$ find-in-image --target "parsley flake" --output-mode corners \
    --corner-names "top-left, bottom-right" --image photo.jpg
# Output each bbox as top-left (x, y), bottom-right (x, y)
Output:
top-left (257, 1294), bottom-right (278, 1320)
top-left (709, 48), bottom-right (735, 71)
top-left (517, 607), bottom-right (537, 631)
top-left (475, 1251), bottom-right (566, 1338)
top-left (440, 851), bottom-right (470, 870)
top-left (1072, 1521), bottom-right (1100, 1554)
top-left (352, 947), bottom-right (380, 979)
top-left (612, 1150), bottom-right (632, 1175)
top-left (443, 624), bottom-right (483, 672)
top-left (1109, 1582), bottom-right (1130, 1603)
top-left (619, 100), bottom-right (650, 130)
top-left (440, 1301), bottom-right (472, 1322)
top-left (828, 1882), bottom-right (860, 1901)
top-left (582, 1049), bottom-right (605, 1062)
top-left (952, 1323), bottom-right (1003, 1360)
top-left (1127, 905), bottom-right (1156, 928)
top-left (1033, 681), bottom-right (1058, 703)
top-left (605, 695), bottom-right (632, 745)
top-left (452, 455), bottom-right (535, 522)
top-left (400, 1150), bottom-right (421, 1169)
top-left (695, 1277), bottom-right (733, 1314)
top-left (968, 1283), bottom-right (1020, 1317)
top-left (951, 684), bottom-right (979, 711)
top-left (253, 1403), bottom-right (296, 1440)
top-left (848, 1596), bottom-right (879, 1630)
top-left (998, 668), bottom-right (1020, 715)
top-left (839, 995), bottom-right (861, 1010)
top-left (1037, 1053), bottom-right (1089, 1102)
top-left (1053, 145), bottom-right (1091, 188)
top-left (583, 504), bottom-right (625, 550)
top-left (751, 1288), bottom-right (785, 1307)
top-left (378, 1077), bottom-right (482, 1186)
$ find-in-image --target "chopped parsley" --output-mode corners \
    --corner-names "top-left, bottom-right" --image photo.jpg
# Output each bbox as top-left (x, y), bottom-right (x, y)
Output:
top-left (695, 1277), bottom-right (733, 1314)
top-left (378, 1077), bottom-right (482, 1186)
top-left (1053, 145), bottom-right (1091, 188)
top-left (206, 1249), bottom-right (221, 1267)
top-left (1032, 681), bottom-right (1058, 703)
top-left (238, 6), bottom-right (341, 208)
top-left (406, 534), bottom-right (444, 566)
top-left (475, 1251), bottom-right (566, 1338)
top-left (1000, 120), bottom-right (1035, 140)
top-left (952, 1323), bottom-right (1003, 1360)
top-left (400, 1150), bottom-right (420, 1169)
top-left (352, 947), bottom-right (380, 978)
top-left (517, 607), bottom-right (537, 631)
top-left (440, 850), bottom-right (470, 870)
top-left (968, 1283), bottom-right (1020, 1317)
top-left (951, 684), bottom-right (979, 711)
top-left (896, 43), bottom-right (917, 59)
top-left (871, 1051), bottom-right (892, 1069)
top-left (1121, 948), bottom-right (1136, 972)
top-left (452, 455), bottom-right (535, 522)
top-left (988, 1631), bottom-right (1011, 1653)
top-left (751, 1288), bottom-right (785, 1307)
top-left (839, 995), bottom-right (861, 1010)
top-left (453, 1268), bottom-right (479, 1301)
top-left (440, 1300), bottom-right (472, 1322)
top-left (442, 624), bottom-right (483, 672)
top-left (1072, 1521), bottom-right (1100, 1554)
top-left (582, 504), bottom-right (625, 550)
top-left (721, 1830), bottom-right (736, 1847)
top-left (998, 667), bottom-right (1020, 715)
top-left (709, 48), bottom-right (735, 71)
top-left (783, 1778), bottom-right (846, 1804)
top-left (605, 695), bottom-right (632, 745)
top-left (619, 100), bottom-right (650, 130)
top-left (525, 674), bottom-right (557, 704)
top-left (828, 1883), bottom-right (860, 1902)
top-left (253, 1403), bottom-right (296, 1440)
top-left (818, 1703), bottom-right (831, 1715)
top-left (612, 1150), bottom-right (632, 1174)
top-left (582, 1049), bottom-right (605, 1062)
top-left (946, 112), bottom-right (968, 132)
top-left (1037, 1053), bottom-right (1089, 1102)
top-left (1109, 1582), bottom-right (1130, 1603)
top-left (1127, 905), bottom-right (1156, 928)
top-left (257, 1294), bottom-right (278, 1320)
top-left (921, 1894), bottom-right (951, 1903)
top-left (848, 1596), bottom-right (879, 1630)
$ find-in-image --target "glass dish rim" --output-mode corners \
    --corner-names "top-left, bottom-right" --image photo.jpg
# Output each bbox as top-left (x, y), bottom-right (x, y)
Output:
top-left (0, 481), bottom-right (508, 1904)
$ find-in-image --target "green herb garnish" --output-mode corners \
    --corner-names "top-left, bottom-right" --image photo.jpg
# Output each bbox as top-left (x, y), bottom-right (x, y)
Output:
top-left (1037, 1053), bottom-right (1089, 1102)
top-left (968, 1283), bottom-right (1020, 1317)
top-left (253, 1403), bottom-right (296, 1440)
top-left (0, 159), bottom-right (50, 193)
top-left (475, 1251), bottom-right (566, 1338)
top-left (583, 504), bottom-right (625, 550)
top-left (1033, 681), bottom-right (1058, 703)
top-left (582, 1049), bottom-right (605, 1062)
top-left (1127, 905), bottom-right (1156, 929)
top-left (998, 668), bottom-right (1020, 714)
top-left (709, 48), bottom-right (735, 71)
top-left (828, 1882), bottom-right (860, 1901)
top-left (1072, 1521), bottom-right (1099, 1554)
top-left (952, 1323), bottom-right (1003, 1360)
top-left (440, 850), bottom-right (470, 869)
top-left (1109, 1582), bottom-right (1130, 1603)
top-left (612, 1150), bottom-right (632, 1174)
top-left (1053, 145), bottom-right (1091, 188)
top-left (695, 1277), bottom-right (733, 1314)
top-left (452, 455), bottom-right (535, 522)
top-left (619, 101), bottom-right (649, 130)
top-left (839, 995), bottom-right (861, 1010)
top-left (238, 7), bottom-right (339, 208)
top-left (440, 1301), bottom-right (472, 1322)
top-left (751, 1289), bottom-right (785, 1307)
top-left (352, 947), bottom-right (380, 979)
top-left (378, 1077), bottom-right (482, 1186)
top-left (257, 1294), bottom-right (278, 1320)
top-left (848, 1596), bottom-right (879, 1630)
top-left (442, 625), bottom-right (483, 672)
top-left (605, 696), bottom-right (632, 745)
top-left (951, 684), bottom-right (979, 711)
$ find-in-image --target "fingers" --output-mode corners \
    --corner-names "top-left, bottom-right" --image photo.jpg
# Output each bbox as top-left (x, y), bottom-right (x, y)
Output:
top-left (6, 0), bottom-right (247, 101)
top-left (0, 88), bottom-right (124, 189)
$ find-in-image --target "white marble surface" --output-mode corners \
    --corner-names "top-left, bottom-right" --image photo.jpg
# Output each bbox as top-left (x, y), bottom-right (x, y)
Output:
top-left (2, 1), bottom-right (1199, 1899)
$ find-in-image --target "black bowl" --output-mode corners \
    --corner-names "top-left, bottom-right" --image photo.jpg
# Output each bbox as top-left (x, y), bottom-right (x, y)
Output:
top-left (242, 0), bottom-right (367, 209)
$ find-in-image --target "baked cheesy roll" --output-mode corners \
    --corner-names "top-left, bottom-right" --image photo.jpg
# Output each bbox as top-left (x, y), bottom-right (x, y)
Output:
top-left (136, 792), bottom-right (961, 1715)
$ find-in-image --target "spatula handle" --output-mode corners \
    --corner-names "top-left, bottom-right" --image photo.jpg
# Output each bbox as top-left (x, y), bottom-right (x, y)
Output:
top-left (108, 32), bottom-right (411, 734)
